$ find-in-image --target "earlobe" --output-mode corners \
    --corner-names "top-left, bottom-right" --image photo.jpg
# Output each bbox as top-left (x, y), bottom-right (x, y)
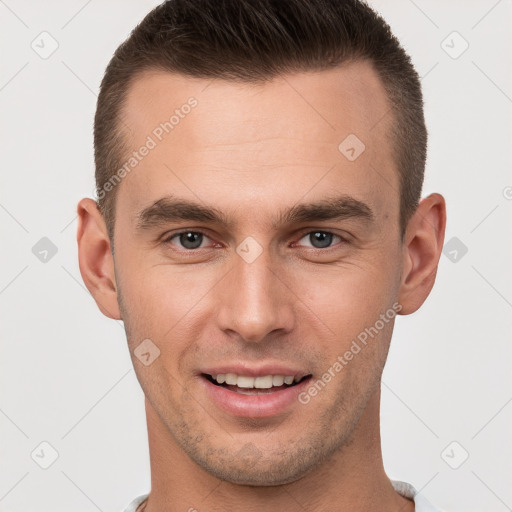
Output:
top-left (76, 198), bottom-right (121, 320)
top-left (398, 193), bottom-right (446, 315)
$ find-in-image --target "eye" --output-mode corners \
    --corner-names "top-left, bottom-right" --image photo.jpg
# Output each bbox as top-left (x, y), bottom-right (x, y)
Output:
top-left (296, 231), bottom-right (344, 249)
top-left (164, 231), bottom-right (211, 250)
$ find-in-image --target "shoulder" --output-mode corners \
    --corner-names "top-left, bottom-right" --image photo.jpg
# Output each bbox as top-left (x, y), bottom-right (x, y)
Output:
top-left (391, 479), bottom-right (446, 512)
top-left (121, 493), bottom-right (149, 512)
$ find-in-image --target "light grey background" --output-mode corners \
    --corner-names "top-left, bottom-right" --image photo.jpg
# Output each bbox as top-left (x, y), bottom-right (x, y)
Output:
top-left (1, 1), bottom-right (511, 511)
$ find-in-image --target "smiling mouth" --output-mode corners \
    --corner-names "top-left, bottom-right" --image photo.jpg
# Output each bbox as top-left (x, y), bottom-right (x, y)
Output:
top-left (202, 373), bottom-right (312, 395)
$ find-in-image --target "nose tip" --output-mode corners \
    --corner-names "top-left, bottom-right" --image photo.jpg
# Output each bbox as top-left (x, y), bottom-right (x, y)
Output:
top-left (216, 254), bottom-right (294, 342)
top-left (223, 280), bottom-right (284, 343)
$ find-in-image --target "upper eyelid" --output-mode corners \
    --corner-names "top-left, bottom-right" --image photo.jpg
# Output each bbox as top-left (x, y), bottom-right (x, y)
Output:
top-left (295, 228), bottom-right (345, 239)
top-left (163, 228), bottom-right (341, 238)
top-left (163, 229), bottom-right (346, 247)
top-left (162, 230), bottom-right (213, 245)
top-left (294, 231), bottom-right (346, 248)
top-left (291, 227), bottom-right (350, 243)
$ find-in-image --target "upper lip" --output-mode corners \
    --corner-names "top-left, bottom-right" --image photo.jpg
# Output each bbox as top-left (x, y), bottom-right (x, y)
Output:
top-left (200, 363), bottom-right (311, 379)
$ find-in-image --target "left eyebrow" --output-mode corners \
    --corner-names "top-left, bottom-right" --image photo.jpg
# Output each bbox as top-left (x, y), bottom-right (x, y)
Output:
top-left (272, 195), bottom-right (375, 229)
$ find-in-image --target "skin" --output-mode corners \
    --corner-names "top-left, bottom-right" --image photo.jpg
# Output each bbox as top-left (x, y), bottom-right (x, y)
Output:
top-left (77, 61), bottom-right (446, 512)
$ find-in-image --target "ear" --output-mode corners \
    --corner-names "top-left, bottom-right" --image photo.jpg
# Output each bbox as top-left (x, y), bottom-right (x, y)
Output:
top-left (398, 193), bottom-right (446, 315)
top-left (76, 198), bottom-right (121, 320)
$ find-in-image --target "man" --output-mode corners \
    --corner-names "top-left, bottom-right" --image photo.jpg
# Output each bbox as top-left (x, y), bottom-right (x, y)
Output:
top-left (77, 0), bottom-right (446, 510)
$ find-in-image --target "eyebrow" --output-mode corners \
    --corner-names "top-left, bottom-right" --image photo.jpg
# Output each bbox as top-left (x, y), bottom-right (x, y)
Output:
top-left (136, 194), bottom-right (374, 231)
top-left (137, 197), bottom-right (232, 230)
top-left (274, 195), bottom-right (374, 229)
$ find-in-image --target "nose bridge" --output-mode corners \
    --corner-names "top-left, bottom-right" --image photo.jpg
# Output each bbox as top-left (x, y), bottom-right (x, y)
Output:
top-left (216, 244), bottom-right (294, 342)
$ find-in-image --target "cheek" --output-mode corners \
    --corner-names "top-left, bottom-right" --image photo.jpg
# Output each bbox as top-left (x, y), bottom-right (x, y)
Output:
top-left (291, 259), bottom-right (399, 329)
top-left (117, 271), bottom-right (201, 400)
top-left (116, 258), bottom-right (214, 360)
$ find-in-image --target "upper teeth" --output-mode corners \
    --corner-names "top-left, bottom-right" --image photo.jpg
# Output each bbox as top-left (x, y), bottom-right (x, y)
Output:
top-left (213, 374), bottom-right (299, 388)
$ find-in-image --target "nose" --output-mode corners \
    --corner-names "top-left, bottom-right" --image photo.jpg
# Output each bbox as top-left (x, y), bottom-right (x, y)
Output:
top-left (215, 247), bottom-right (295, 343)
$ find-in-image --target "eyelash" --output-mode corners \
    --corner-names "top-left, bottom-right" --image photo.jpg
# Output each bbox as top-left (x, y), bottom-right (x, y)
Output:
top-left (293, 229), bottom-right (348, 248)
top-left (162, 230), bottom-right (221, 250)
top-left (162, 229), bottom-right (348, 251)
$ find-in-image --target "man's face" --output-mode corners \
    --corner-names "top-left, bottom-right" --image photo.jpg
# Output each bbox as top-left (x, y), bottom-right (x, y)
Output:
top-left (113, 62), bottom-right (403, 485)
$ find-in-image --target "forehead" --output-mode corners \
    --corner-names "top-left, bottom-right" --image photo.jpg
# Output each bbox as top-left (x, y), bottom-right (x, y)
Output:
top-left (117, 62), bottom-right (397, 227)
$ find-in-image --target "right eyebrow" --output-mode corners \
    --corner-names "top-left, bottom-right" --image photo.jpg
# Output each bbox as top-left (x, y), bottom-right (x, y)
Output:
top-left (136, 196), bottom-right (232, 230)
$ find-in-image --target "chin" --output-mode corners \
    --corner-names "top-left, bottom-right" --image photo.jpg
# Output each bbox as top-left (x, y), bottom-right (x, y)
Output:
top-left (204, 462), bottom-right (309, 487)
top-left (189, 444), bottom-right (321, 487)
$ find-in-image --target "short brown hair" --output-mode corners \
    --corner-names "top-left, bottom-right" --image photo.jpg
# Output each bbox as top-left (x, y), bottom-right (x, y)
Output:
top-left (94, 0), bottom-right (426, 241)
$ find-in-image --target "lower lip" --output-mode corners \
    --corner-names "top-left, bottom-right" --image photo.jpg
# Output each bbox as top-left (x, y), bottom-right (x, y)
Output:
top-left (200, 375), bottom-right (312, 418)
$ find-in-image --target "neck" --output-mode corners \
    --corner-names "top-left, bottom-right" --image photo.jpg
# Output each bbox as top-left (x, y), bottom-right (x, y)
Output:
top-left (141, 387), bottom-right (414, 512)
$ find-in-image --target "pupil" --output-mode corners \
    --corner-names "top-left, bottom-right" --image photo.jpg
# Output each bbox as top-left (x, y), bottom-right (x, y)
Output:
top-left (180, 232), bottom-right (202, 249)
top-left (310, 232), bottom-right (332, 248)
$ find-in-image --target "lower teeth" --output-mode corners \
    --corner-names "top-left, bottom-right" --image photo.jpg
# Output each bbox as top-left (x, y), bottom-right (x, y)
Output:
top-left (235, 388), bottom-right (279, 395)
